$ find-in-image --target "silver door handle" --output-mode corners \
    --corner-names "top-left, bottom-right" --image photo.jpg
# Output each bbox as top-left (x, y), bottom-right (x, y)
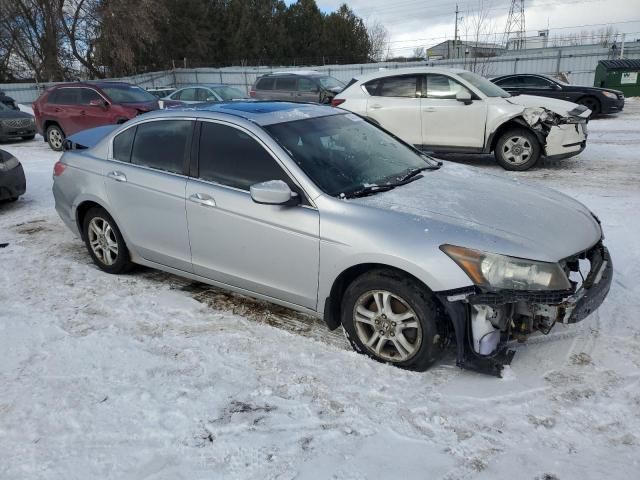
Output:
top-left (189, 193), bottom-right (216, 207)
top-left (370, 104), bottom-right (383, 109)
top-left (423, 107), bottom-right (436, 112)
top-left (107, 171), bottom-right (127, 182)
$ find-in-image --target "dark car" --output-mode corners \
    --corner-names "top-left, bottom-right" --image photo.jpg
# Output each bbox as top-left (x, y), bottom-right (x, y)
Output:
top-left (32, 82), bottom-right (160, 151)
top-left (250, 71), bottom-right (345, 104)
top-left (491, 73), bottom-right (624, 116)
top-left (0, 101), bottom-right (36, 142)
top-left (0, 90), bottom-right (19, 110)
top-left (0, 149), bottom-right (26, 202)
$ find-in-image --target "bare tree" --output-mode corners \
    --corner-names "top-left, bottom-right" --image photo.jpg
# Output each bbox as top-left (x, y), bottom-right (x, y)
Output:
top-left (459, 0), bottom-right (498, 76)
top-left (367, 20), bottom-right (389, 62)
top-left (412, 47), bottom-right (425, 60)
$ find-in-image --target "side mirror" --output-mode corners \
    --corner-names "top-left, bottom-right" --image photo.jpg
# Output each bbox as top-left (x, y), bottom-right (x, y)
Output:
top-left (456, 90), bottom-right (473, 105)
top-left (250, 180), bottom-right (299, 205)
top-left (89, 98), bottom-right (108, 108)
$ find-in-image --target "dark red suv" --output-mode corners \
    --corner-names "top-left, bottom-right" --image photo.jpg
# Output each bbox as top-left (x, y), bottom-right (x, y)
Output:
top-left (33, 82), bottom-right (160, 150)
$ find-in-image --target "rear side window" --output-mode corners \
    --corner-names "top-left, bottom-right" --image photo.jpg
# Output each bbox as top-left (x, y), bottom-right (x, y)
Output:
top-left (49, 88), bottom-right (81, 105)
top-left (494, 76), bottom-right (522, 88)
top-left (363, 79), bottom-right (380, 95)
top-left (256, 77), bottom-right (275, 90)
top-left (131, 120), bottom-right (192, 174)
top-left (198, 122), bottom-right (292, 191)
top-left (298, 78), bottom-right (317, 92)
top-left (275, 77), bottom-right (296, 91)
top-left (425, 75), bottom-right (467, 99)
top-left (113, 126), bottom-right (136, 162)
top-left (378, 76), bottom-right (419, 97)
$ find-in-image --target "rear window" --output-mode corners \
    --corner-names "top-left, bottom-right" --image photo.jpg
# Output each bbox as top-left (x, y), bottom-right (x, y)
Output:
top-left (256, 77), bottom-right (275, 90)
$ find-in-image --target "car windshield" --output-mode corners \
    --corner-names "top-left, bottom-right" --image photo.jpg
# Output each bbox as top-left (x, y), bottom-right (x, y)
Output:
top-left (265, 113), bottom-right (438, 197)
top-left (100, 85), bottom-right (157, 103)
top-left (459, 71), bottom-right (510, 98)
top-left (318, 76), bottom-right (345, 89)
top-left (212, 86), bottom-right (248, 100)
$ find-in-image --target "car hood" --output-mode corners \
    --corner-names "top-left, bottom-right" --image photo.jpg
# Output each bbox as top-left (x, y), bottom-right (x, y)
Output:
top-left (350, 162), bottom-right (601, 262)
top-left (505, 94), bottom-right (589, 117)
top-left (0, 110), bottom-right (32, 119)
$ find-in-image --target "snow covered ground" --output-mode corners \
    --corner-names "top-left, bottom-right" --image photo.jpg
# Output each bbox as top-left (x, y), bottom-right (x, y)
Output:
top-left (1, 101), bottom-right (639, 480)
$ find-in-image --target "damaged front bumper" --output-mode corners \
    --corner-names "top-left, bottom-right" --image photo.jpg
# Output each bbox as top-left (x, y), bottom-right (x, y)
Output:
top-left (437, 242), bottom-right (612, 377)
top-left (523, 106), bottom-right (589, 159)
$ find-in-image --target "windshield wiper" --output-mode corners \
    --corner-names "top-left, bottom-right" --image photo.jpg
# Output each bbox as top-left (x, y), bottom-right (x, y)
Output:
top-left (342, 172), bottom-right (426, 199)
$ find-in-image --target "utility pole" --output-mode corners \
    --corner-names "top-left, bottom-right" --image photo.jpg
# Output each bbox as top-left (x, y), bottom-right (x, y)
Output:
top-left (454, 4), bottom-right (459, 59)
top-left (504, 0), bottom-right (526, 50)
top-left (620, 33), bottom-right (626, 59)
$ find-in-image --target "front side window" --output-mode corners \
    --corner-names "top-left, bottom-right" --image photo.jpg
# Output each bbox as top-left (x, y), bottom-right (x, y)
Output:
top-left (195, 88), bottom-right (211, 101)
top-left (112, 126), bottom-right (136, 162)
top-left (318, 76), bottom-right (344, 89)
top-left (425, 74), bottom-right (467, 99)
top-left (80, 88), bottom-right (103, 105)
top-left (265, 113), bottom-right (436, 197)
top-left (175, 88), bottom-right (197, 101)
top-left (378, 75), bottom-right (419, 98)
top-left (131, 120), bottom-right (192, 174)
top-left (298, 78), bottom-right (317, 92)
top-left (198, 122), bottom-right (292, 191)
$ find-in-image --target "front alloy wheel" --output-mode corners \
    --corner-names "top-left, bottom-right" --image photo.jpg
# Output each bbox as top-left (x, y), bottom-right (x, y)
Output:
top-left (341, 269), bottom-right (444, 371)
top-left (353, 290), bottom-right (422, 362)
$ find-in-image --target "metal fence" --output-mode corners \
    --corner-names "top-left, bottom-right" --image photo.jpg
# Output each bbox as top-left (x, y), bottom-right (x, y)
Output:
top-left (2, 44), bottom-right (639, 103)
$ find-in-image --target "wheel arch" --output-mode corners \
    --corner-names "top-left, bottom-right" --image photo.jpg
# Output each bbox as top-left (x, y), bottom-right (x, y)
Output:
top-left (322, 262), bottom-right (451, 332)
top-left (488, 117), bottom-right (543, 153)
top-left (43, 119), bottom-right (64, 135)
top-left (75, 198), bottom-right (113, 241)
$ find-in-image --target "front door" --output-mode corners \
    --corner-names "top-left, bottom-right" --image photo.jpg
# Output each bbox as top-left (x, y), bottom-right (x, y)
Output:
top-left (185, 120), bottom-right (320, 309)
top-left (104, 119), bottom-right (194, 271)
top-left (78, 88), bottom-right (109, 130)
top-left (365, 74), bottom-right (422, 146)
top-left (420, 74), bottom-right (487, 149)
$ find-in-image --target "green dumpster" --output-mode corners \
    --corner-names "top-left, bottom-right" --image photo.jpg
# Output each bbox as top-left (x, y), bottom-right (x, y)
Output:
top-left (594, 59), bottom-right (640, 97)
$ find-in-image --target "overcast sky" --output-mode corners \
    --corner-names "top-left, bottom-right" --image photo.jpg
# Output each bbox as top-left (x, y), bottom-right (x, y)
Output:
top-left (313, 0), bottom-right (640, 56)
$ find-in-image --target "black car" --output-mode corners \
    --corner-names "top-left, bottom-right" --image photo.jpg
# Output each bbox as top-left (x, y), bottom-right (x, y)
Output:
top-left (491, 74), bottom-right (624, 116)
top-left (0, 101), bottom-right (36, 142)
top-left (0, 149), bottom-right (26, 202)
top-left (0, 90), bottom-right (19, 110)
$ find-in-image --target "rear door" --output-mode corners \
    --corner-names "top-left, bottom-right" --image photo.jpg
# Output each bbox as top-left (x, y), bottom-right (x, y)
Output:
top-left (420, 73), bottom-right (487, 149)
top-left (185, 120), bottom-right (320, 308)
top-left (254, 77), bottom-right (275, 99)
top-left (48, 88), bottom-right (84, 136)
top-left (104, 119), bottom-right (194, 271)
top-left (274, 77), bottom-right (297, 101)
top-left (493, 76), bottom-right (523, 96)
top-left (517, 75), bottom-right (560, 99)
top-left (364, 74), bottom-right (422, 146)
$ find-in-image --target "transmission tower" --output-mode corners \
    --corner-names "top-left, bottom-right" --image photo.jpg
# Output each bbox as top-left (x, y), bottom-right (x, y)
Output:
top-left (504, 0), bottom-right (526, 50)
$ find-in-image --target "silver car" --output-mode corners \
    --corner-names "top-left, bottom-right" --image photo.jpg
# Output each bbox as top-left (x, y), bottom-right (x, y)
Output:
top-left (52, 102), bottom-right (612, 376)
top-left (163, 84), bottom-right (248, 104)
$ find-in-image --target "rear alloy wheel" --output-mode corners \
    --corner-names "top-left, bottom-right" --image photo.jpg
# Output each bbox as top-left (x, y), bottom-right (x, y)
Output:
top-left (46, 124), bottom-right (65, 151)
top-left (341, 269), bottom-right (444, 371)
top-left (83, 207), bottom-right (132, 274)
top-left (494, 128), bottom-right (541, 171)
top-left (577, 96), bottom-right (600, 116)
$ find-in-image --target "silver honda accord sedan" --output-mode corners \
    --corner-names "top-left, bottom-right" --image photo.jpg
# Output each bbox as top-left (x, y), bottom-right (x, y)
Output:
top-left (53, 101), bottom-right (612, 376)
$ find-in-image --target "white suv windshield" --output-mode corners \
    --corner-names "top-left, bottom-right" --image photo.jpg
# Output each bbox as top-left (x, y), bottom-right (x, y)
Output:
top-left (458, 72), bottom-right (510, 98)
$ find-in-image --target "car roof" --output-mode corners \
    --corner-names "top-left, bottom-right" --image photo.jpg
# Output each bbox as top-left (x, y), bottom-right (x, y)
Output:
top-left (52, 81), bottom-right (139, 89)
top-left (175, 84), bottom-right (229, 89)
top-left (353, 66), bottom-right (469, 83)
top-left (156, 101), bottom-right (344, 126)
top-left (260, 71), bottom-right (325, 78)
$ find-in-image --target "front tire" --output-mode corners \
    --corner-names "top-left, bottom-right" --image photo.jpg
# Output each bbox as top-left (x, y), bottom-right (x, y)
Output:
top-left (577, 96), bottom-right (600, 116)
top-left (341, 269), bottom-right (445, 371)
top-left (45, 124), bottom-right (65, 151)
top-left (494, 128), bottom-right (541, 171)
top-left (83, 207), bottom-right (132, 274)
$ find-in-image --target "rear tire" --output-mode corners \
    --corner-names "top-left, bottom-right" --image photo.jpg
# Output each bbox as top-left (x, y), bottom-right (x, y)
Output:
top-left (577, 96), bottom-right (600, 116)
top-left (341, 269), bottom-right (445, 371)
top-left (83, 207), bottom-right (132, 274)
top-left (494, 127), bottom-right (541, 171)
top-left (45, 124), bottom-right (65, 151)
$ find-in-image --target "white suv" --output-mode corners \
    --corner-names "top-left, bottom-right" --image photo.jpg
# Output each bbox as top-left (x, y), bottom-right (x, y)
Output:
top-left (332, 67), bottom-right (590, 170)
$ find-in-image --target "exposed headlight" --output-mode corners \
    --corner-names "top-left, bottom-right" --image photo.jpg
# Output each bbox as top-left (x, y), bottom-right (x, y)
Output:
top-left (0, 155), bottom-right (20, 171)
top-left (602, 91), bottom-right (617, 99)
top-left (440, 244), bottom-right (571, 291)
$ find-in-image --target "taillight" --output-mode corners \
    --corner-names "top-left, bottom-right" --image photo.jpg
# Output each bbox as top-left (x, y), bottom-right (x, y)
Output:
top-left (53, 161), bottom-right (66, 177)
top-left (249, 90), bottom-right (256, 98)
top-left (331, 98), bottom-right (345, 107)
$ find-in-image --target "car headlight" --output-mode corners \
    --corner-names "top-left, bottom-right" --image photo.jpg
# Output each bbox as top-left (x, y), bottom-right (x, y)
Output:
top-left (440, 244), bottom-right (571, 291)
top-left (602, 91), bottom-right (617, 99)
top-left (0, 155), bottom-right (20, 171)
